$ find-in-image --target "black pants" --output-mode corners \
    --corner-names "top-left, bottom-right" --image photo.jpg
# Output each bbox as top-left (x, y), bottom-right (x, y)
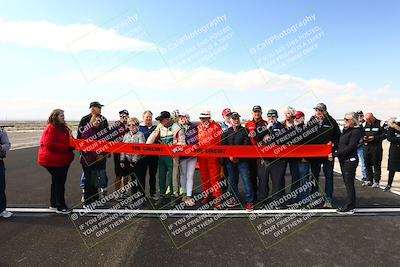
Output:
top-left (248, 158), bottom-right (258, 200)
top-left (339, 159), bottom-right (358, 209)
top-left (113, 153), bottom-right (124, 177)
top-left (0, 161), bottom-right (6, 212)
top-left (123, 160), bottom-right (147, 194)
top-left (141, 156), bottom-right (158, 195)
top-left (82, 165), bottom-right (100, 205)
top-left (365, 145), bottom-right (383, 183)
top-left (45, 165), bottom-right (70, 209)
top-left (257, 158), bottom-right (286, 201)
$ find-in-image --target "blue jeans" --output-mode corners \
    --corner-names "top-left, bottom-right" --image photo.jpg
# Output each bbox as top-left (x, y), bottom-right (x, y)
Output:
top-left (287, 159), bottom-right (300, 194)
top-left (357, 145), bottom-right (366, 179)
top-left (310, 158), bottom-right (334, 199)
top-left (226, 161), bottom-right (254, 204)
top-left (0, 161), bottom-right (6, 212)
top-left (298, 160), bottom-right (310, 201)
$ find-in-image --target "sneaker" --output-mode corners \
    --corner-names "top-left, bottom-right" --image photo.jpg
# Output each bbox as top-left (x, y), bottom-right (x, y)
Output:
top-left (323, 198), bottom-right (333, 209)
top-left (56, 207), bottom-right (71, 215)
top-left (150, 194), bottom-right (159, 201)
top-left (49, 206), bottom-right (57, 211)
top-left (372, 182), bottom-right (380, 188)
top-left (245, 203), bottom-right (254, 212)
top-left (82, 204), bottom-right (93, 210)
top-left (155, 196), bottom-right (166, 206)
top-left (0, 210), bottom-right (13, 218)
top-left (361, 177), bottom-right (368, 182)
top-left (185, 198), bottom-right (196, 207)
top-left (201, 196), bottom-right (211, 205)
top-left (337, 207), bottom-right (355, 214)
top-left (362, 181), bottom-right (372, 187)
top-left (165, 186), bottom-right (171, 195)
top-left (214, 202), bottom-right (223, 209)
top-left (383, 186), bottom-right (392, 192)
top-left (226, 199), bottom-right (239, 208)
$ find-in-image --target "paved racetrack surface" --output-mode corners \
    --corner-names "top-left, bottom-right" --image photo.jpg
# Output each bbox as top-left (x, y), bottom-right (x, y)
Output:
top-left (1, 147), bottom-right (400, 266)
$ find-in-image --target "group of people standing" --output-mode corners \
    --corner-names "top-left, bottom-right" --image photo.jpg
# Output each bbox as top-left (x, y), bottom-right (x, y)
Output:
top-left (1, 101), bottom-right (398, 218)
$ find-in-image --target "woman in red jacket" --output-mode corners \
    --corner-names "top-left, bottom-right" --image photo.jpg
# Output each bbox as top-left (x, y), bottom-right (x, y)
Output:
top-left (38, 109), bottom-right (74, 214)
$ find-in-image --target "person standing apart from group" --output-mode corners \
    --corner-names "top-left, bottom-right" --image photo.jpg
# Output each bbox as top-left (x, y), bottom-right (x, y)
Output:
top-left (38, 109), bottom-right (75, 214)
top-left (0, 126), bottom-right (12, 218)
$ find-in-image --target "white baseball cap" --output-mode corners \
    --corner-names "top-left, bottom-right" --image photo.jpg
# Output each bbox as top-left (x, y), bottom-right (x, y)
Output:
top-left (199, 111), bottom-right (211, 118)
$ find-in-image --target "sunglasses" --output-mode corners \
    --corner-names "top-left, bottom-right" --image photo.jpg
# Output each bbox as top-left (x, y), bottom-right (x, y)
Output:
top-left (267, 114), bottom-right (277, 117)
top-left (315, 109), bottom-right (324, 112)
top-left (343, 118), bottom-right (350, 122)
top-left (128, 124), bottom-right (138, 126)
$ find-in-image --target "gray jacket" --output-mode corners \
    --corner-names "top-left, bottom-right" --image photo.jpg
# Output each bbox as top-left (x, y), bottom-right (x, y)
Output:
top-left (120, 131), bottom-right (145, 163)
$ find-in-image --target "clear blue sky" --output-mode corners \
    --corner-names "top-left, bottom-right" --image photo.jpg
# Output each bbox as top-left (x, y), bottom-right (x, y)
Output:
top-left (0, 0), bottom-right (399, 120)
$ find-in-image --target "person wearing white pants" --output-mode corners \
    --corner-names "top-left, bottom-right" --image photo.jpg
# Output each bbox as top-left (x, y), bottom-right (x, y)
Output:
top-left (180, 158), bottom-right (197, 205)
top-left (178, 113), bottom-right (198, 206)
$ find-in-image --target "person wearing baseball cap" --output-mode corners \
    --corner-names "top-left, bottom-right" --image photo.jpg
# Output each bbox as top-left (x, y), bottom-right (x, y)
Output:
top-left (307, 102), bottom-right (341, 208)
top-left (222, 112), bottom-right (254, 211)
top-left (77, 101), bottom-right (108, 139)
top-left (291, 110), bottom-right (311, 203)
top-left (76, 102), bottom-right (109, 203)
top-left (110, 110), bottom-right (130, 196)
top-left (255, 108), bottom-right (286, 206)
top-left (355, 110), bottom-right (367, 182)
top-left (146, 111), bottom-right (186, 206)
top-left (220, 108), bottom-right (232, 133)
top-left (245, 105), bottom-right (268, 201)
top-left (197, 110), bottom-right (223, 208)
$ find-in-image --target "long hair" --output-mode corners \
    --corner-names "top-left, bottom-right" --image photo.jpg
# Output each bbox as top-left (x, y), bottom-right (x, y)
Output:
top-left (47, 109), bottom-right (66, 132)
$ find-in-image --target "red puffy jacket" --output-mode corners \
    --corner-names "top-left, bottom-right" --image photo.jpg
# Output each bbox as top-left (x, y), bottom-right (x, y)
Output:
top-left (38, 124), bottom-right (74, 167)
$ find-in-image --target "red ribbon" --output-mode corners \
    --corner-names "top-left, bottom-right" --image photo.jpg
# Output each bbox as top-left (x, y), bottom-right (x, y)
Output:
top-left (70, 139), bottom-right (332, 158)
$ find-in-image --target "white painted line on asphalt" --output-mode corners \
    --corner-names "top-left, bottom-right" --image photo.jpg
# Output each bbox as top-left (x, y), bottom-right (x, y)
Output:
top-left (7, 207), bottom-right (400, 214)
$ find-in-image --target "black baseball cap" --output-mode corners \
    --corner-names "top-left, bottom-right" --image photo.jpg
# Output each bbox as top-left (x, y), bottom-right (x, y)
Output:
top-left (119, 109), bottom-right (129, 116)
top-left (314, 103), bottom-right (327, 112)
top-left (266, 109), bottom-right (278, 117)
top-left (89, 101), bottom-right (104, 108)
top-left (155, 111), bottom-right (171, 121)
top-left (231, 112), bottom-right (241, 119)
top-left (356, 110), bottom-right (363, 116)
top-left (252, 105), bottom-right (262, 112)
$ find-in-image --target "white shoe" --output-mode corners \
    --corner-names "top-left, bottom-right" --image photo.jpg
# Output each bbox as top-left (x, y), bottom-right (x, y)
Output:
top-left (49, 206), bottom-right (57, 211)
top-left (362, 181), bottom-right (372, 187)
top-left (372, 182), bottom-right (380, 188)
top-left (0, 210), bottom-right (13, 218)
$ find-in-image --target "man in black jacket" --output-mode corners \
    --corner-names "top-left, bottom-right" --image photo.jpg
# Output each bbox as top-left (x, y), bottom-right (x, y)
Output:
top-left (254, 109), bottom-right (286, 206)
top-left (307, 103), bottom-right (341, 208)
top-left (362, 113), bottom-right (387, 187)
top-left (77, 102), bottom-right (109, 201)
top-left (329, 112), bottom-right (362, 213)
top-left (77, 101), bottom-right (109, 139)
top-left (222, 112), bottom-right (254, 211)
